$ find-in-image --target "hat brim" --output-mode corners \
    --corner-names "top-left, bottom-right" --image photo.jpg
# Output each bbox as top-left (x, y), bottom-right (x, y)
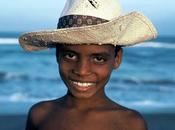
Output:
top-left (19, 12), bottom-right (157, 51)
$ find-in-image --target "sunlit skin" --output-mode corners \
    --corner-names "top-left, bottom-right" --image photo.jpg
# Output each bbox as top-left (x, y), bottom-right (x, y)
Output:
top-left (25, 44), bottom-right (147, 130)
top-left (56, 44), bottom-right (121, 100)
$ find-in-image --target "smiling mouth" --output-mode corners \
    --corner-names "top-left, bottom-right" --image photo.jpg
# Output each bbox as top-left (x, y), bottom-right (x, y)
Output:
top-left (71, 81), bottom-right (96, 87)
top-left (70, 80), bottom-right (96, 92)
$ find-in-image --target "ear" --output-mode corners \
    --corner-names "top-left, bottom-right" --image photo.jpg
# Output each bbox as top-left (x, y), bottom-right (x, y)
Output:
top-left (113, 48), bottom-right (123, 69)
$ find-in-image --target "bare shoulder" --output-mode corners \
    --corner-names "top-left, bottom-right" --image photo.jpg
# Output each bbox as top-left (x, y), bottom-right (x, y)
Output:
top-left (28, 100), bottom-right (54, 124)
top-left (25, 99), bottom-right (60, 130)
top-left (125, 109), bottom-right (147, 130)
top-left (103, 101), bottom-right (147, 130)
top-left (113, 106), bottom-right (147, 130)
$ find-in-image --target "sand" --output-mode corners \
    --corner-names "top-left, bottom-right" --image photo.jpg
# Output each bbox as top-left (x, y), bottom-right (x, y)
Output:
top-left (143, 113), bottom-right (175, 130)
top-left (0, 113), bottom-right (175, 130)
top-left (0, 115), bottom-right (26, 130)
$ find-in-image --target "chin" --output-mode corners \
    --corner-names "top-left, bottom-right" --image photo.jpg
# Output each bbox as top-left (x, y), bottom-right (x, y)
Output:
top-left (68, 89), bottom-right (97, 99)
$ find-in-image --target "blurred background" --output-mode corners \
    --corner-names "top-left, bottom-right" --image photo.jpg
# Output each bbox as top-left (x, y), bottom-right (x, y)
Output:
top-left (0, 0), bottom-right (175, 130)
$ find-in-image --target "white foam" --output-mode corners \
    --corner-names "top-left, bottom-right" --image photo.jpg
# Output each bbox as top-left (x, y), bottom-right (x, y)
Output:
top-left (0, 38), bottom-right (175, 49)
top-left (0, 38), bottom-right (18, 44)
top-left (119, 100), bottom-right (175, 107)
top-left (0, 93), bottom-right (47, 103)
top-left (134, 42), bottom-right (175, 49)
top-left (9, 93), bottom-right (29, 102)
top-left (120, 100), bottom-right (175, 113)
top-left (128, 100), bottom-right (161, 106)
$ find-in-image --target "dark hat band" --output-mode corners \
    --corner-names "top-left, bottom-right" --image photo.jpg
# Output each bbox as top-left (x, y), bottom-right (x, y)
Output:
top-left (57, 15), bottom-right (109, 29)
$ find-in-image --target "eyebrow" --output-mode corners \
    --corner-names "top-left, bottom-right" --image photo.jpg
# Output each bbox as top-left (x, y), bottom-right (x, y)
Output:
top-left (90, 52), bottom-right (111, 57)
top-left (60, 49), bottom-right (78, 55)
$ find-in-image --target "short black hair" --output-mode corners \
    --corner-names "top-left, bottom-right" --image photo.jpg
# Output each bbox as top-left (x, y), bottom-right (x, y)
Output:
top-left (114, 46), bottom-right (122, 57)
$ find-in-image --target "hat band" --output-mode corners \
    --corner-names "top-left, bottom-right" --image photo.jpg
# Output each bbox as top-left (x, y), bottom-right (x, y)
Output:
top-left (57, 15), bottom-right (108, 29)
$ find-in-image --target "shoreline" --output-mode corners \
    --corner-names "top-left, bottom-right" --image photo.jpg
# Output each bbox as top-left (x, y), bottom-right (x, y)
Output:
top-left (0, 113), bottom-right (175, 130)
top-left (143, 113), bottom-right (175, 130)
top-left (0, 114), bottom-right (26, 130)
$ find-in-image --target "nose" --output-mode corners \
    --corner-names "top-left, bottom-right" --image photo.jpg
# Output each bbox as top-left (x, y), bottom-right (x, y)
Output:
top-left (73, 59), bottom-right (92, 76)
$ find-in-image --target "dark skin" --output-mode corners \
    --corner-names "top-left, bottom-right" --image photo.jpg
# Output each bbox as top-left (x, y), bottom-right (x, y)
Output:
top-left (26, 44), bottom-right (147, 130)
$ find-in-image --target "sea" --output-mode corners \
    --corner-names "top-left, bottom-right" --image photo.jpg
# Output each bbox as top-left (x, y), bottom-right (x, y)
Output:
top-left (0, 32), bottom-right (175, 115)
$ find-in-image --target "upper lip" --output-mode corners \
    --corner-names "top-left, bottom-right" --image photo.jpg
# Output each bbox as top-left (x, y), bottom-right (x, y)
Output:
top-left (69, 79), bottom-right (96, 83)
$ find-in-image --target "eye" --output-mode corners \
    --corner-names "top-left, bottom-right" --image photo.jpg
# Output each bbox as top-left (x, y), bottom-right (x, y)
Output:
top-left (93, 56), bottom-right (106, 63)
top-left (63, 52), bottom-right (77, 61)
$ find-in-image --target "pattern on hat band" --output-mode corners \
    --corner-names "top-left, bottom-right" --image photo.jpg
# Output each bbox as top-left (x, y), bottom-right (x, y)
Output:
top-left (57, 15), bottom-right (108, 29)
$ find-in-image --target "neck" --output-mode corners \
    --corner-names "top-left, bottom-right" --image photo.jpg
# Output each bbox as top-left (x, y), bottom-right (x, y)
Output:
top-left (62, 91), bottom-right (111, 111)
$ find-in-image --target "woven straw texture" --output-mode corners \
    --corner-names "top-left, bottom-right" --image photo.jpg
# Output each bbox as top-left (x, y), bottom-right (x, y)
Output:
top-left (19, 12), bottom-right (157, 51)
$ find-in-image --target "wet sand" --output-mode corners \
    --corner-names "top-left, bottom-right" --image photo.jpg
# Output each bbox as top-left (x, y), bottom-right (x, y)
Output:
top-left (143, 113), bottom-right (175, 130)
top-left (0, 115), bottom-right (26, 130)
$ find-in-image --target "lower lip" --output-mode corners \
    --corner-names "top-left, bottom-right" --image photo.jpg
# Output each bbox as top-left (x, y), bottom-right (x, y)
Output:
top-left (75, 85), bottom-right (92, 92)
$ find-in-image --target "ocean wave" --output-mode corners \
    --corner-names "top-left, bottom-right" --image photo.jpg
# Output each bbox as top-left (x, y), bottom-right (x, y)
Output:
top-left (1, 71), bottom-right (174, 87)
top-left (0, 38), bottom-right (18, 44)
top-left (0, 37), bottom-right (175, 49)
top-left (117, 100), bottom-right (175, 113)
top-left (1, 93), bottom-right (175, 109)
top-left (0, 71), bottom-right (29, 81)
top-left (119, 100), bottom-right (175, 111)
top-left (0, 92), bottom-right (58, 103)
top-left (1, 97), bottom-right (175, 114)
top-left (122, 100), bottom-right (165, 106)
top-left (0, 92), bottom-right (167, 105)
top-left (134, 41), bottom-right (175, 49)
top-left (110, 77), bottom-right (175, 86)
top-left (0, 93), bottom-right (46, 102)
top-left (0, 71), bottom-right (59, 82)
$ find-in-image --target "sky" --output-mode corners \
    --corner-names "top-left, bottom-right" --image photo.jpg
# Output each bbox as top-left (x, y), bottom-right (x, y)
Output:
top-left (0, 0), bottom-right (175, 36)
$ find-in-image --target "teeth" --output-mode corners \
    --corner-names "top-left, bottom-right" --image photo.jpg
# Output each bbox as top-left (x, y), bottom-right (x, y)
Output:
top-left (72, 81), bottom-right (95, 87)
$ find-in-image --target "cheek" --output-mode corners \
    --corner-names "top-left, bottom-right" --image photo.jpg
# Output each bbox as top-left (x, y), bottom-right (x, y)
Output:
top-left (94, 64), bottom-right (113, 81)
top-left (58, 61), bottom-right (73, 88)
top-left (58, 60), bottom-right (71, 78)
top-left (58, 59), bottom-right (78, 80)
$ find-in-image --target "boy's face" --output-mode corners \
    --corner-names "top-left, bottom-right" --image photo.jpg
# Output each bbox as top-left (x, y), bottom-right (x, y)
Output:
top-left (56, 44), bottom-right (122, 99)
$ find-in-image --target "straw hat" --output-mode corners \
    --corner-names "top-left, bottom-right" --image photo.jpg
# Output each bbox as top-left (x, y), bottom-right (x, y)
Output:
top-left (19, 0), bottom-right (157, 51)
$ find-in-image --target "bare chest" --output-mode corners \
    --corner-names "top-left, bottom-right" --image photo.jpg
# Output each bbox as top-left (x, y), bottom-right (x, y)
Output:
top-left (38, 111), bottom-right (126, 130)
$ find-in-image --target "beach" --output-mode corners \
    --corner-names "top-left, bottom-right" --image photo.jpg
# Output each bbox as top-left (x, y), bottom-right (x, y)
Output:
top-left (0, 113), bottom-right (175, 130)
top-left (0, 39), bottom-right (175, 130)
top-left (143, 113), bottom-right (175, 130)
top-left (0, 114), bottom-right (26, 130)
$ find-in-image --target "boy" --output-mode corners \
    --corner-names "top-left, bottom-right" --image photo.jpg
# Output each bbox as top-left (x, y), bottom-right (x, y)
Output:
top-left (19, 0), bottom-right (157, 130)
